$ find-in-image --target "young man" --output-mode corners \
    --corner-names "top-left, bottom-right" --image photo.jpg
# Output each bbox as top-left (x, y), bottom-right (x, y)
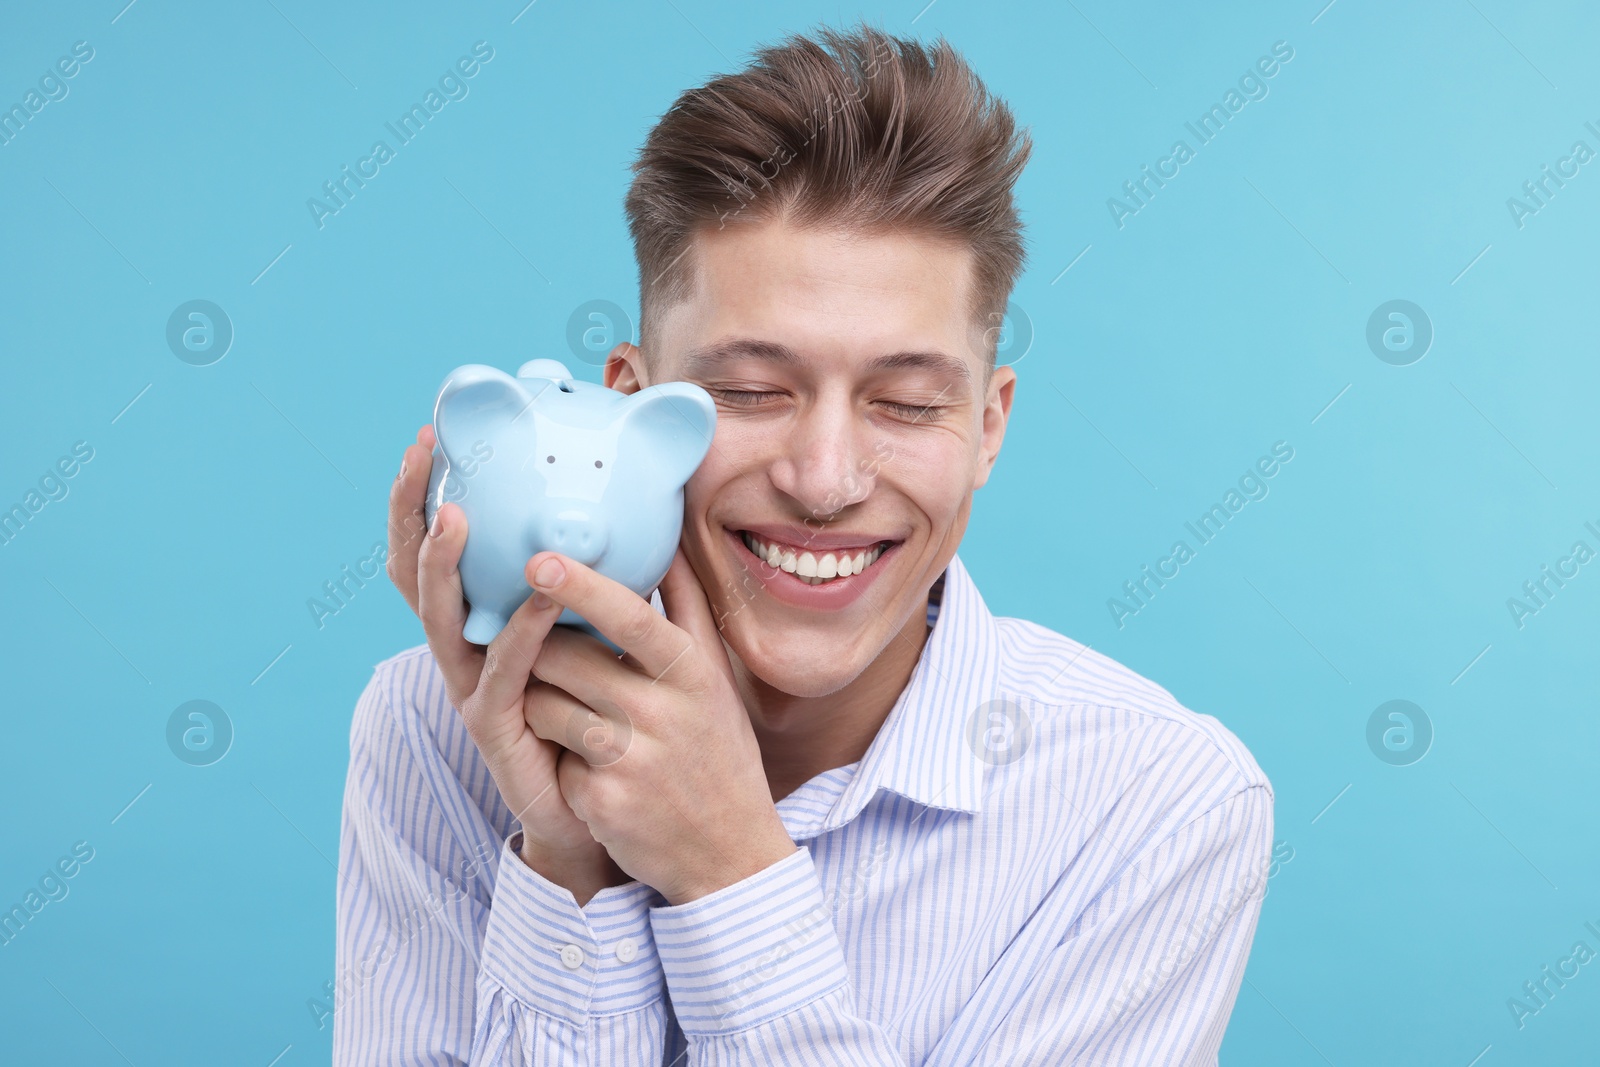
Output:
top-left (337, 25), bottom-right (1273, 1065)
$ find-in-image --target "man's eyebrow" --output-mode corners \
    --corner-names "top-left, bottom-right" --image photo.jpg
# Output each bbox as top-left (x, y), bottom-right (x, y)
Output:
top-left (682, 339), bottom-right (972, 387)
top-left (867, 350), bottom-right (972, 387)
top-left (681, 338), bottom-right (799, 374)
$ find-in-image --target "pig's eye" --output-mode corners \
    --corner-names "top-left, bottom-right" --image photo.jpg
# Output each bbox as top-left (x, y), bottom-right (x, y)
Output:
top-left (545, 455), bottom-right (555, 463)
top-left (594, 460), bottom-right (603, 468)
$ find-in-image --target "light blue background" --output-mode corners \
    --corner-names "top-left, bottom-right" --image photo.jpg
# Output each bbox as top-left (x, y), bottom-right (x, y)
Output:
top-left (2, 1), bottom-right (1596, 1063)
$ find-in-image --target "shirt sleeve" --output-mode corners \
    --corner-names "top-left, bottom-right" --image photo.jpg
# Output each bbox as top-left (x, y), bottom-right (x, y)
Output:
top-left (334, 666), bottom-right (673, 1065)
top-left (648, 845), bottom-right (906, 1065)
top-left (645, 784), bottom-right (1272, 1066)
top-left (469, 831), bottom-right (669, 1064)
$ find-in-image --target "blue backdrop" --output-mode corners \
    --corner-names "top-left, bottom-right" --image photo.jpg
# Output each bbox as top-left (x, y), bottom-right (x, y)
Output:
top-left (2, 1), bottom-right (1595, 1063)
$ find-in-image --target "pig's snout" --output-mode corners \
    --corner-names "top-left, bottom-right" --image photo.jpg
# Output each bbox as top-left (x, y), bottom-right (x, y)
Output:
top-left (541, 508), bottom-right (609, 566)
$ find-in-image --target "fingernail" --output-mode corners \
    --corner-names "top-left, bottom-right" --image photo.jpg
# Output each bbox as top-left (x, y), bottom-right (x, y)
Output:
top-left (398, 458), bottom-right (408, 482)
top-left (429, 510), bottom-right (443, 538)
top-left (530, 591), bottom-right (553, 611)
top-left (533, 557), bottom-right (565, 589)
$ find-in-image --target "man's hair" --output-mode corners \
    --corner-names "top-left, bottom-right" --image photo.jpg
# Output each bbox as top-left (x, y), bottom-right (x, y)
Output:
top-left (625, 24), bottom-right (1031, 358)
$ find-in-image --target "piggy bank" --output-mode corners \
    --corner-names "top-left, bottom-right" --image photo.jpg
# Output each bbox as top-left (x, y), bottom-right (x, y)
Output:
top-left (423, 358), bottom-right (715, 646)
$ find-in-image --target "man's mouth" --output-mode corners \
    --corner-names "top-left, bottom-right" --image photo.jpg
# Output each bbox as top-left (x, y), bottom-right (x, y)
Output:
top-left (737, 529), bottom-right (895, 586)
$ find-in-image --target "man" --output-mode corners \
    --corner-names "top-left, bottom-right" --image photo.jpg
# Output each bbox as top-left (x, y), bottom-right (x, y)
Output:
top-left (337, 24), bottom-right (1273, 1065)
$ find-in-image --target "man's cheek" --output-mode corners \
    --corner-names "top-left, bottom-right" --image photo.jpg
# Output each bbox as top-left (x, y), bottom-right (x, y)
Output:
top-left (901, 440), bottom-right (971, 508)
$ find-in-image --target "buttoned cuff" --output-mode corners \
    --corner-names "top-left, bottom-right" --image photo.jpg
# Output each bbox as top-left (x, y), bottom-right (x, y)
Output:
top-left (479, 831), bottom-right (665, 1024)
top-left (650, 845), bottom-right (851, 1037)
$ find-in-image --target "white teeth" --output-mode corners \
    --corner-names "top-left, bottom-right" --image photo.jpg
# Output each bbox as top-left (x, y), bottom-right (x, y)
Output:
top-left (740, 531), bottom-right (888, 585)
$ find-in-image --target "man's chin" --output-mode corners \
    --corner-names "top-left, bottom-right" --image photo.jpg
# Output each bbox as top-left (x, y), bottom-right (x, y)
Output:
top-left (723, 618), bottom-right (874, 700)
top-left (746, 661), bottom-right (864, 701)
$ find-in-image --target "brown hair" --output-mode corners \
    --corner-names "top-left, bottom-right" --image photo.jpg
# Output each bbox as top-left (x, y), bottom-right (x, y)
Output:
top-left (624, 24), bottom-right (1031, 360)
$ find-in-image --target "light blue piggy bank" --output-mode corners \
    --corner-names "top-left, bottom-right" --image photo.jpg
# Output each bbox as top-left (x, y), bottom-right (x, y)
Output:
top-left (423, 358), bottom-right (716, 646)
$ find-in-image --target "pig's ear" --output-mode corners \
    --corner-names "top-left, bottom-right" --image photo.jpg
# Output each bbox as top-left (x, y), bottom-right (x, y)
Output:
top-left (620, 382), bottom-right (717, 480)
top-left (433, 364), bottom-right (544, 461)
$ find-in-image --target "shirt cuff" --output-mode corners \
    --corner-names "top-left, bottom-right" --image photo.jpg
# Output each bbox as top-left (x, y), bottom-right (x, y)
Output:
top-left (650, 844), bottom-right (851, 1037)
top-left (479, 830), bottom-right (665, 1024)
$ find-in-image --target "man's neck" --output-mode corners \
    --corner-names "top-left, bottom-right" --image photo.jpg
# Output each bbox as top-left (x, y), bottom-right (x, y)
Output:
top-left (736, 598), bottom-right (934, 805)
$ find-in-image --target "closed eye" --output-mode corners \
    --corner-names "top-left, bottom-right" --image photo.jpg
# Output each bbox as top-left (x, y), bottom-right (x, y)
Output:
top-left (710, 389), bottom-right (783, 407)
top-left (710, 389), bottom-right (947, 423)
top-left (881, 401), bottom-right (946, 420)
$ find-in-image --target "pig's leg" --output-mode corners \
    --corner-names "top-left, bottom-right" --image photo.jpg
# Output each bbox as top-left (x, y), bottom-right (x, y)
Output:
top-left (462, 604), bottom-right (511, 645)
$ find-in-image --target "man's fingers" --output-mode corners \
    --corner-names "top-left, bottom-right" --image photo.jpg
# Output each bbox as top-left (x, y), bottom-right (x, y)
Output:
top-left (524, 679), bottom-right (634, 771)
top-left (385, 426), bottom-right (435, 614)
top-left (474, 578), bottom-right (566, 714)
top-left (527, 625), bottom-right (648, 731)
top-left (522, 680), bottom-right (591, 747)
top-left (554, 746), bottom-right (597, 825)
top-left (527, 551), bottom-right (692, 685)
top-left (416, 502), bottom-right (482, 707)
top-left (657, 547), bottom-right (724, 661)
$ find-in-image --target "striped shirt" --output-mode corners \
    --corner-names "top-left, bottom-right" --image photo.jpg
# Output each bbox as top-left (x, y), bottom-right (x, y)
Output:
top-left (335, 552), bottom-right (1273, 1064)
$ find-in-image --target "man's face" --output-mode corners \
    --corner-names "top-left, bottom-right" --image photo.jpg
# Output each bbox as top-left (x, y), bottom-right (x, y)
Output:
top-left (610, 218), bottom-right (1015, 699)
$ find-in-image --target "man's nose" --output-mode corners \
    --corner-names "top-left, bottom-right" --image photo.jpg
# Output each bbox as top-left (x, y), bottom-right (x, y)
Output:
top-left (767, 406), bottom-right (878, 519)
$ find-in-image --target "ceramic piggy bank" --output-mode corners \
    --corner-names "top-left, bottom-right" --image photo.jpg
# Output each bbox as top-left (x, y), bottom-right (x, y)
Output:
top-left (423, 358), bottom-right (716, 646)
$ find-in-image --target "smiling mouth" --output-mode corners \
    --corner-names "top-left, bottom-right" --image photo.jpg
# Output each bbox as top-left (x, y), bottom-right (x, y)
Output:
top-left (738, 530), bottom-right (896, 585)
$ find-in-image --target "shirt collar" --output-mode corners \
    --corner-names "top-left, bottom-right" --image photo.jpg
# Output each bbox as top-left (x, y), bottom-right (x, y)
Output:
top-left (816, 551), bottom-right (1000, 834)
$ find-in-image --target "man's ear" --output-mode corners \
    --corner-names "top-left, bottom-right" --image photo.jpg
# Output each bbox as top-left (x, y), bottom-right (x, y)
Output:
top-left (971, 363), bottom-right (1016, 491)
top-left (605, 341), bottom-right (646, 393)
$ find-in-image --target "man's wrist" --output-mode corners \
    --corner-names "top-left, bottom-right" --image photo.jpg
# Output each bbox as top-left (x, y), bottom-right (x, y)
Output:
top-left (664, 820), bottom-right (799, 906)
top-left (519, 837), bottom-right (627, 907)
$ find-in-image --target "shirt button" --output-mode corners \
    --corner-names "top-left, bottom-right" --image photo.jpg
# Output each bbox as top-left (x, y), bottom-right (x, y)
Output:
top-left (615, 937), bottom-right (639, 963)
top-left (559, 944), bottom-right (585, 970)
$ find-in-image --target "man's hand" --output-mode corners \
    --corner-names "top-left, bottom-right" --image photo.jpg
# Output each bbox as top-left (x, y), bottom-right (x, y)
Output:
top-left (385, 424), bottom-right (438, 617)
top-left (386, 427), bottom-right (623, 904)
top-left (523, 546), bottom-right (799, 906)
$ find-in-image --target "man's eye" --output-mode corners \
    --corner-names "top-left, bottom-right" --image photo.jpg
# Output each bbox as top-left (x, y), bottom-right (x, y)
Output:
top-left (882, 401), bottom-right (946, 421)
top-left (710, 390), bottom-right (943, 421)
top-left (712, 389), bottom-right (783, 406)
